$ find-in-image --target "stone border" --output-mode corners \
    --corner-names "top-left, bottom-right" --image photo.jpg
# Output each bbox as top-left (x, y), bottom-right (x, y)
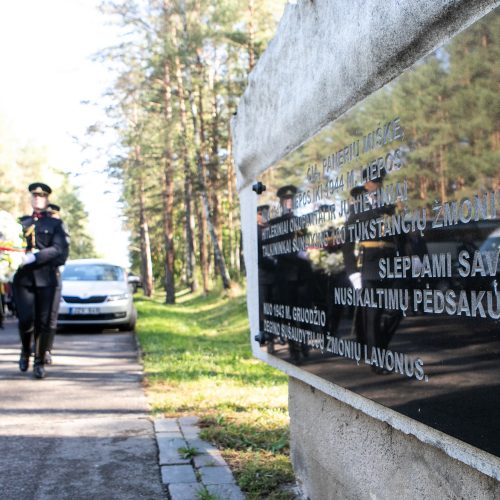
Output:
top-left (154, 416), bottom-right (245, 500)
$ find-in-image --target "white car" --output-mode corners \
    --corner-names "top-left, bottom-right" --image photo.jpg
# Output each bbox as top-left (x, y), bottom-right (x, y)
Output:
top-left (57, 259), bottom-right (137, 331)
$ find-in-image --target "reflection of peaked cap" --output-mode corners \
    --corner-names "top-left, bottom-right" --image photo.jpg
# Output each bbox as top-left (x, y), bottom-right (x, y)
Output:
top-left (363, 168), bottom-right (387, 186)
top-left (48, 203), bottom-right (61, 213)
top-left (350, 185), bottom-right (365, 197)
top-left (257, 204), bottom-right (269, 211)
top-left (28, 182), bottom-right (52, 195)
top-left (276, 185), bottom-right (297, 198)
top-left (370, 168), bottom-right (387, 184)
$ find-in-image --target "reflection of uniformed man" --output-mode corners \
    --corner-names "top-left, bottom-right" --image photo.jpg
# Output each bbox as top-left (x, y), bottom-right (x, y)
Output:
top-left (13, 184), bottom-right (70, 379)
top-left (274, 185), bottom-right (313, 363)
top-left (343, 173), bottom-right (402, 369)
top-left (257, 204), bottom-right (276, 348)
top-left (266, 186), bottom-right (299, 321)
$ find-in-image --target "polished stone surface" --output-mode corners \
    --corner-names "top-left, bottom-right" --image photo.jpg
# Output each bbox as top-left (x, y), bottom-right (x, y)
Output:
top-left (256, 9), bottom-right (500, 458)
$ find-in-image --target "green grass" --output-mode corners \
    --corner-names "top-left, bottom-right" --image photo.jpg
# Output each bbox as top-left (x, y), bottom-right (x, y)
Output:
top-left (178, 445), bottom-right (200, 459)
top-left (135, 288), bottom-right (294, 499)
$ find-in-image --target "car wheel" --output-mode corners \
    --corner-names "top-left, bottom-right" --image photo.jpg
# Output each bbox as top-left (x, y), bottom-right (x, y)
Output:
top-left (119, 309), bottom-right (137, 332)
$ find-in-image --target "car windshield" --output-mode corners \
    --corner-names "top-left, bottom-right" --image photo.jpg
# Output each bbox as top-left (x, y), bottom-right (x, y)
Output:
top-left (62, 264), bottom-right (124, 282)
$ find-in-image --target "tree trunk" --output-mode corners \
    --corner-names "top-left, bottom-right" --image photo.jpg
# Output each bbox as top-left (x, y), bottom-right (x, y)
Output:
top-left (137, 164), bottom-right (154, 297)
top-left (438, 146), bottom-right (447, 202)
top-left (248, 0), bottom-right (256, 72)
top-left (174, 52), bottom-right (197, 293)
top-left (437, 95), bottom-right (447, 202)
top-left (178, 0), bottom-right (232, 289)
top-left (209, 70), bottom-right (223, 259)
top-left (195, 196), bottom-right (209, 293)
top-left (419, 176), bottom-right (428, 200)
top-left (188, 73), bottom-right (232, 289)
top-left (199, 74), bottom-right (223, 276)
top-left (225, 68), bottom-right (240, 273)
top-left (226, 125), bottom-right (237, 272)
top-left (161, 53), bottom-right (176, 304)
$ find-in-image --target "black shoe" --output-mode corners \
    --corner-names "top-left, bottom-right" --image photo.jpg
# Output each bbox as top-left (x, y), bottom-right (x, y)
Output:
top-left (33, 363), bottom-right (45, 379)
top-left (19, 352), bottom-right (30, 372)
top-left (45, 351), bottom-right (52, 365)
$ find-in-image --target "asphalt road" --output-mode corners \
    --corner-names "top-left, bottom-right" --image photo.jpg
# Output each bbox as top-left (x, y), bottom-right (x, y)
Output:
top-left (0, 317), bottom-right (165, 500)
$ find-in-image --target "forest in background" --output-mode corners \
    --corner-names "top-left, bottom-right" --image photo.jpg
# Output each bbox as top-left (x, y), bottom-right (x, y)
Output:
top-left (0, 115), bottom-right (96, 259)
top-left (95, 0), bottom-right (285, 302)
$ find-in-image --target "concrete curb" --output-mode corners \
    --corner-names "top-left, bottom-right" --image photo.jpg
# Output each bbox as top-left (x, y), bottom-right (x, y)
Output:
top-left (154, 417), bottom-right (245, 500)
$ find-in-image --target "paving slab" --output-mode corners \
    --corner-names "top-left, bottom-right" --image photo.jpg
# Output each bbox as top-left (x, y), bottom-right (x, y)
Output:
top-left (168, 482), bottom-right (205, 500)
top-left (157, 435), bottom-right (189, 465)
top-left (155, 418), bottom-right (180, 433)
top-left (182, 426), bottom-right (200, 439)
top-left (193, 451), bottom-right (227, 467)
top-left (179, 415), bottom-right (200, 426)
top-left (153, 417), bottom-right (246, 498)
top-left (0, 318), bottom-right (165, 500)
top-left (161, 464), bottom-right (198, 484)
top-left (199, 465), bottom-right (236, 485)
top-left (206, 484), bottom-right (246, 500)
top-left (185, 437), bottom-right (218, 454)
top-left (156, 429), bottom-right (184, 439)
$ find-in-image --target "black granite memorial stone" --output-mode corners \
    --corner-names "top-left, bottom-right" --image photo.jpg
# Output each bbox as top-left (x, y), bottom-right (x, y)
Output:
top-left (256, 9), bottom-right (500, 457)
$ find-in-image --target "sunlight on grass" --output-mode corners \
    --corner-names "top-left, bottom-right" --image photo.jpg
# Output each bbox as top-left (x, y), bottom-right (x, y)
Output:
top-left (135, 289), bottom-right (294, 498)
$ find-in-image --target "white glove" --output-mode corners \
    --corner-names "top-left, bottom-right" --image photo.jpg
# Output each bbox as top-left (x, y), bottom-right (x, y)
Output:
top-left (348, 272), bottom-right (362, 290)
top-left (22, 253), bottom-right (36, 266)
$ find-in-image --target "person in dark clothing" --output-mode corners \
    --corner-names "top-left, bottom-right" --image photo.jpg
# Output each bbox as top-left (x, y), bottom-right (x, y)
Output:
top-left (272, 185), bottom-right (314, 363)
top-left (342, 174), bottom-right (402, 371)
top-left (44, 203), bottom-right (69, 364)
top-left (0, 282), bottom-right (4, 329)
top-left (13, 183), bottom-right (70, 379)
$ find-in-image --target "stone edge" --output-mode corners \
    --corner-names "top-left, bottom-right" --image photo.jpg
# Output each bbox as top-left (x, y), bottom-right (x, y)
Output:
top-left (152, 417), bottom-right (246, 498)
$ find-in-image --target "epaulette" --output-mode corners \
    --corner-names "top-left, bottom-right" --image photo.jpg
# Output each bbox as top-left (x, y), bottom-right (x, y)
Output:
top-left (18, 215), bottom-right (33, 227)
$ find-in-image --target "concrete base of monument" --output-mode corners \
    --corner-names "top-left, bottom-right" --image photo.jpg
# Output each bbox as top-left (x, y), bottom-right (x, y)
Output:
top-left (288, 377), bottom-right (500, 499)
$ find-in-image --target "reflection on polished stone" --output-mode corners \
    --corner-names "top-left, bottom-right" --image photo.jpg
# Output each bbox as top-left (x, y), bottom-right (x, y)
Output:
top-left (256, 9), bottom-right (500, 457)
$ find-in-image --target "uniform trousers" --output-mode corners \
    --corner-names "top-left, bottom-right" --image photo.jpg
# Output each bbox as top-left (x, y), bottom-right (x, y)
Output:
top-left (13, 284), bottom-right (55, 362)
top-left (48, 272), bottom-right (62, 351)
top-left (358, 280), bottom-right (402, 350)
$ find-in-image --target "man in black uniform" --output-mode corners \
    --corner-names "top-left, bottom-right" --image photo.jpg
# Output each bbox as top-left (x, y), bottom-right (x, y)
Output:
top-left (13, 183), bottom-right (69, 379)
top-left (342, 173), bottom-right (402, 367)
top-left (256, 204), bottom-right (276, 349)
top-left (272, 185), bottom-right (313, 363)
top-left (45, 203), bottom-right (69, 364)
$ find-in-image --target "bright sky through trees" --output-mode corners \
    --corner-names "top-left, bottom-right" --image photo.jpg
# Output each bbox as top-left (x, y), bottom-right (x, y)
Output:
top-left (0, 0), bottom-right (130, 266)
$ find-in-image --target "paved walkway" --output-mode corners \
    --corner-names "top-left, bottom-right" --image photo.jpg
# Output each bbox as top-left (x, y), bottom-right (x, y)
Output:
top-left (154, 416), bottom-right (244, 500)
top-left (0, 318), bottom-right (165, 499)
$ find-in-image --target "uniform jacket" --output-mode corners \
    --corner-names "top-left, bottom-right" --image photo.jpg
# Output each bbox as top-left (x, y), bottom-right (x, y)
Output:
top-left (14, 213), bottom-right (70, 287)
top-left (342, 190), bottom-right (398, 281)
